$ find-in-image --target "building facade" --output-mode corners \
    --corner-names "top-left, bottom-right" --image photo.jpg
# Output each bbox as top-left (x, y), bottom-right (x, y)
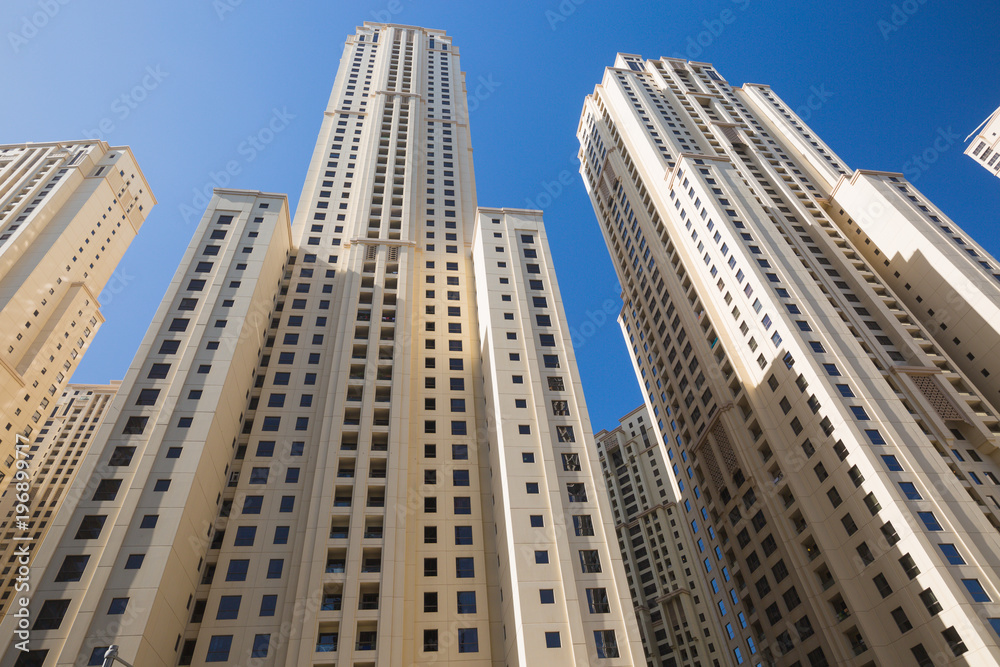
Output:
top-left (0, 383), bottom-right (119, 623)
top-left (965, 105), bottom-right (1000, 179)
top-left (0, 23), bottom-right (639, 667)
top-left (596, 405), bottom-right (752, 666)
top-left (0, 141), bottom-right (154, 492)
top-left (579, 55), bottom-right (1000, 666)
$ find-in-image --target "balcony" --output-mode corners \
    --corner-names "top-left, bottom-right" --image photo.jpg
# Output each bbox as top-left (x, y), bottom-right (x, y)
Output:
top-left (316, 639), bottom-right (338, 653)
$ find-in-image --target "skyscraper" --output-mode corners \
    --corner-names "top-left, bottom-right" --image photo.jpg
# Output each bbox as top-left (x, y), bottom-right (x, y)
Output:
top-left (966, 105), bottom-right (1000, 179)
top-left (0, 23), bottom-right (639, 667)
top-left (596, 405), bottom-right (749, 666)
top-left (579, 54), bottom-right (1000, 666)
top-left (0, 141), bottom-right (153, 492)
top-left (0, 382), bottom-right (120, 623)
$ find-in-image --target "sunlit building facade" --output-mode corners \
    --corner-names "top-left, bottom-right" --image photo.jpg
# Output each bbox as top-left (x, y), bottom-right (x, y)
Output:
top-left (579, 54), bottom-right (1000, 666)
top-left (0, 23), bottom-right (640, 667)
top-left (0, 142), bottom-right (153, 492)
top-left (0, 383), bottom-right (119, 623)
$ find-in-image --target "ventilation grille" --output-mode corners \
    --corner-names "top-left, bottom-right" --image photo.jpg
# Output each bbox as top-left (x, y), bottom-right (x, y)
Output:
top-left (365, 245), bottom-right (377, 261)
top-left (911, 375), bottom-right (965, 422)
top-left (700, 443), bottom-right (724, 489)
top-left (712, 421), bottom-right (739, 472)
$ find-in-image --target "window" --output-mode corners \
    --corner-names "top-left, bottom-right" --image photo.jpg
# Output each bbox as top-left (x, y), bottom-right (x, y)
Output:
top-left (457, 591), bottom-right (477, 613)
top-left (557, 425), bottom-right (576, 442)
top-left (545, 632), bottom-right (561, 648)
top-left (899, 482), bottom-right (922, 500)
top-left (943, 626), bottom-right (968, 656)
top-left (865, 429), bottom-right (886, 444)
top-left (453, 470), bottom-right (470, 486)
top-left (140, 515), bottom-right (158, 529)
top-left (153, 479), bottom-right (170, 492)
top-left (535, 550), bottom-right (549, 564)
top-left (251, 635), bottom-right (270, 658)
top-left (205, 635), bottom-right (232, 662)
top-left (148, 363), bottom-right (170, 379)
top-left (891, 606), bottom-right (913, 633)
top-left (567, 483), bottom-right (587, 502)
top-left (123, 416), bottom-right (148, 434)
top-left (458, 628), bottom-right (479, 653)
top-left (594, 630), bottom-right (619, 658)
top-left (267, 559), bottom-right (284, 578)
top-left (124, 554), bottom-right (144, 569)
top-left (939, 544), bottom-right (965, 565)
top-left (574, 515), bottom-right (594, 536)
top-left (75, 515), bottom-right (107, 539)
top-left (242, 496), bottom-right (263, 514)
top-left (216, 595), bottom-right (241, 619)
top-left (579, 550), bottom-right (602, 573)
top-left (55, 555), bottom-right (89, 582)
top-left (918, 511), bottom-right (943, 532)
top-left (562, 453), bottom-right (581, 471)
top-left (234, 526), bottom-right (257, 546)
top-left (136, 388), bottom-right (160, 405)
top-left (455, 526), bottom-right (473, 545)
top-left (882, 455), bottom-right (903, 471)
top-left (226, 559), bottom-right (249, 581)
top-left (963, 578), bottom-right (992, 602)
top-left (34, 599), bottom-right (70, 630)
top-left (540, 589), bottom-right (555, 604)
top-left (587, 588), bottom-right (610, 613)
top-left (456, 557), bottom-right (475, 578)
top-left (93, 479), bottom-right (122, 501)
top-left (259, 595), bottom-right (277, 617)
top-left (454, 497), bottom-right (471, 514)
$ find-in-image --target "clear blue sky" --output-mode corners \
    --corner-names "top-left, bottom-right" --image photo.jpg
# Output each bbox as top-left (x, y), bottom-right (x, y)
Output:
top-left (2, 0), bottom-right (998, 430)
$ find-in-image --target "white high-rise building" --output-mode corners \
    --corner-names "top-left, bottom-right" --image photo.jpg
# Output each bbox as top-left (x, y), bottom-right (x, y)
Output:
top-left (579, 54), bottom-right (1000, 666)
top-left (0, 23), bottom-right (640, 667)
top-left (0, 142), bottom-right (153, 492)
top-left (0, 383), bottom-right (119, 623)
top-left (596, 405), bottom-right (749, 666)
top-left (966, 105), bottom-right (1000, 179)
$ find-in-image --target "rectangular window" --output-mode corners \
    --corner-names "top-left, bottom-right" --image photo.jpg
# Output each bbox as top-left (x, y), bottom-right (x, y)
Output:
top-left (458, 628), bottom-right (478, 653)
top-left (594, 630), bottom-right (619, 658)
top-left (206, 636), bottom-right (232, 662)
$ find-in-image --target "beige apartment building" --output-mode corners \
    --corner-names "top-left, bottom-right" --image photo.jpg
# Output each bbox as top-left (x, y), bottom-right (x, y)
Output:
top-left (579, 55), bottom-right (1000, 666)
top-left (0, 23), bottom-right (640, 667)
top-left (0, 383), bottom-right (119, 623)
top-left (597, 405), bottom-right (752, 666)
top-left (0, 141), bottom-right (154, 492)
top-left (966, 105), bottom-right (1000, 179)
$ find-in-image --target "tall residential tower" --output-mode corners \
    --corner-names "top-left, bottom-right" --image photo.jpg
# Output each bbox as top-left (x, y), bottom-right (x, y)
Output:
top-left (0, 383), bottom-right (120, 623)
top-left (579, 55), bottom-right (1000, 666)
top-left (1, 24), bottom-right (640, 667)
top-left (0, 142), bottom-right (153, 492)
top-left (966, 104), bottom-right (1000, 179)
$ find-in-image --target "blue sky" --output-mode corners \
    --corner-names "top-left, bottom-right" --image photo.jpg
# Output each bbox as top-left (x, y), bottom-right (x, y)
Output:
top-left (2, 0), bottom-right (998, 430)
